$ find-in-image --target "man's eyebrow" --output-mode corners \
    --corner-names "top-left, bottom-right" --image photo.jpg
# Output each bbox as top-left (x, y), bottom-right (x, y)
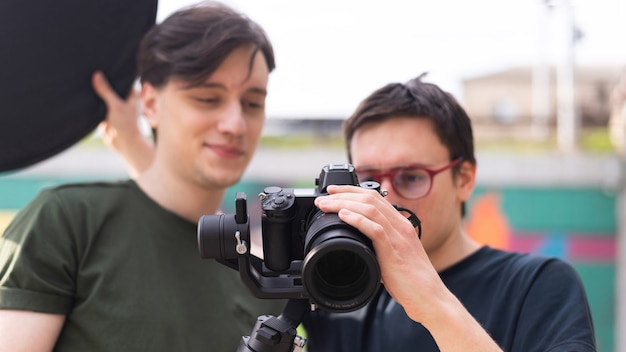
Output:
top-left (247, 87), bottom-right (267, 96)
top-left (183, 82), bottom-right (267, 96)
top-left (185, 82), bottom-right (225, 90)
top-left (357, 163), bottom-right (428, 172)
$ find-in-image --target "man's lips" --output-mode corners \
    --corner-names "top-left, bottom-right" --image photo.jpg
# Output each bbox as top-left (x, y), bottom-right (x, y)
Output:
top-left (205, 143), bottom-right (245, 158)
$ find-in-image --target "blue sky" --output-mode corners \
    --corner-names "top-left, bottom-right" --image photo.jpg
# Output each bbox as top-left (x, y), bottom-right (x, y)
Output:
top-left (157, 0), bottom-right (626, 119)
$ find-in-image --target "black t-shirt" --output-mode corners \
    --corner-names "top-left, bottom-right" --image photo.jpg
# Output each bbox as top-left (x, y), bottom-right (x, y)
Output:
top-left (303, 246), bottom-right (596, 352)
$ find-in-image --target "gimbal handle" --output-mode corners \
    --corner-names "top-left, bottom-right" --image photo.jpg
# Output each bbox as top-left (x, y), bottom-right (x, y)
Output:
top-left (237, 299), bottom-right (309, 352)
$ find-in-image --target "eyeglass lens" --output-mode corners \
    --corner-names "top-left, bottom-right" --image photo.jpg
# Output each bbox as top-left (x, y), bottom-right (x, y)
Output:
top-left (393, 168), bottom-right (430, 198)
top-left (356, 157), bottom-right (462, 200)
top-left (357, 168), bottom-right (431, 199)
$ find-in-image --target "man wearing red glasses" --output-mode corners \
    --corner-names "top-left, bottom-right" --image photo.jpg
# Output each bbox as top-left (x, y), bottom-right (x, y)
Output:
top-left (304, 74), bottom-right (597, 351)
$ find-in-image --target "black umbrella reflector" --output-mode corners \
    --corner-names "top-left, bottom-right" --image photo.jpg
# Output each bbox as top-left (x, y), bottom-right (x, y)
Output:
top-left (0, 0), bottom-right (158, 172)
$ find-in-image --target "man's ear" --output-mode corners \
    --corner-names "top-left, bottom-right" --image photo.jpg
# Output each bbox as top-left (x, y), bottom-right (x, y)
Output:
top-left (141, 82), bottom-right (159, 129)
top-left (456, 161), bottom-right (476, 202)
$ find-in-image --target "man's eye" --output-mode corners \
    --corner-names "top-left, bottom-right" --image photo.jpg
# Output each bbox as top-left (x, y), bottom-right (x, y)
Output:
top-left (243, 101), bottom-right (264, 109)
top-left (197, 97), bottom-right (218, 104)
top-left (402, 173), bottom-right (427, 183)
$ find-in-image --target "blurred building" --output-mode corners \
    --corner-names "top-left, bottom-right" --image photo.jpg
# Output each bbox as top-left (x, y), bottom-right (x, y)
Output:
top-left (462, 65), bottom-right (625, 140)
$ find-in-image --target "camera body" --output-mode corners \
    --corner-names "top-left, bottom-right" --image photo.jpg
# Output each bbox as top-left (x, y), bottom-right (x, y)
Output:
top-left (198, 163), bottom-right (382, 312)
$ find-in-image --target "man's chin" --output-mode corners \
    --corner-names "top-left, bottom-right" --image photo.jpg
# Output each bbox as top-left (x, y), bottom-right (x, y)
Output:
top-left (214, 170), bottom-right (245, 188)
top-left (200, 160), bottom-right (249, 188)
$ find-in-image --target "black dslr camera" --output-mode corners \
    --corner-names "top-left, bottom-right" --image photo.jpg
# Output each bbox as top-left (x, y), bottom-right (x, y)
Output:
top-left (197, 163), bottom-right (383, 312)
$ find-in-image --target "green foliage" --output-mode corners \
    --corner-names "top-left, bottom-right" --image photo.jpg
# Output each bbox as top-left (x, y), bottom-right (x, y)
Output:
top-left (79, 126), bottom-right (618, 155)
top-left (580, 128), bottom-right (615, 153)
top-left (475, 128), bottom-right (617, 154)
top-left (259, 135), bottom-right (345, 149)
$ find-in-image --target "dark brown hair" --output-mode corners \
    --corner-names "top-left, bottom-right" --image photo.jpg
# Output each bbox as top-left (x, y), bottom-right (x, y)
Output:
top-left (137, 1), bottom-right (275, 88)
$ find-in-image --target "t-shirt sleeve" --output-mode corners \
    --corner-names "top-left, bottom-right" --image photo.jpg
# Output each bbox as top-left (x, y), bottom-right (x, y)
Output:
top-left (512, 258), bottom-right (596, 352)
top-left (0, 189), bottom-right (77, 314)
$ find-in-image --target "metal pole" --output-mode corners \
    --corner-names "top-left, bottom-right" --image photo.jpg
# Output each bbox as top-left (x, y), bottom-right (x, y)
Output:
top-left (531, 2), bottom-right (551, 141)
top-left (612, 74), bottom-right (626, 352)
top-left (554, 0), bottom-right (578, 152)
top-left (617, 156), bottom-right (626, 352)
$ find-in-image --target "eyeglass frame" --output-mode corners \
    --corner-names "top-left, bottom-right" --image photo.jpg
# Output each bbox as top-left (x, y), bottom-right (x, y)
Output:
top-left (355, 156), bottom-right (464, 200)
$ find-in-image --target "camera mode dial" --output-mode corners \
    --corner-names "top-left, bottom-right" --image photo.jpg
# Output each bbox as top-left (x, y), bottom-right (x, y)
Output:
top-left (261, 187), bottom-right (296, 218)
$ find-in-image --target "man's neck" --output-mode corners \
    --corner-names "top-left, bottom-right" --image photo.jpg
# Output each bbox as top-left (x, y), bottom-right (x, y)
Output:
top-left (135, 168), bottom-right (226, 223)
top-left (429, 231), bottom-right (481, 272)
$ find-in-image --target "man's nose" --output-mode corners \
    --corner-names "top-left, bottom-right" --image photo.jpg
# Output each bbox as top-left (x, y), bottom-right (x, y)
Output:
top-left (217, 101), bottom-right (246, 135)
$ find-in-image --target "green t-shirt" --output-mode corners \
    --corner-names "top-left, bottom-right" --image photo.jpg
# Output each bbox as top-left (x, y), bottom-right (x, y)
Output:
top-left (0, 180), bottom-right (286, 351)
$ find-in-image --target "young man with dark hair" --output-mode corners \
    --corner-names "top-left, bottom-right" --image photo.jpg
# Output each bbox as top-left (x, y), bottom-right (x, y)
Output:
top-left (0, 2), bottom-right (284, 351)
top-left (304, 74), bottom-right (597, 351)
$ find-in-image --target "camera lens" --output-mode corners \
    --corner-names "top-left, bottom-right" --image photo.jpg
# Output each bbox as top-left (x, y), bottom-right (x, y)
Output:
top-left (302, 212), bottom-right (380, 312)
top-left (311, 248), bottom-right (370, 301)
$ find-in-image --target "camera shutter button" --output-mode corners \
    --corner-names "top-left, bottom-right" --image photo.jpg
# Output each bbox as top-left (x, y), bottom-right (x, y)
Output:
top-left (272, 196), bottom-right (286, 208)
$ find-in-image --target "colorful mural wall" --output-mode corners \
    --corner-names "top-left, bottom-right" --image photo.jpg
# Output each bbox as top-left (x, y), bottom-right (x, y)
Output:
top-left (465, 186), bottom-right (616, 352)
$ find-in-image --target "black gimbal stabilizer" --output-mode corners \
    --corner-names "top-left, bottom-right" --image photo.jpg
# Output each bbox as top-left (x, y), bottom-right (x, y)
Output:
top-left (198, 164), bottom-right (422, 351)
top-left (198, 164), bottom-right (384, 312)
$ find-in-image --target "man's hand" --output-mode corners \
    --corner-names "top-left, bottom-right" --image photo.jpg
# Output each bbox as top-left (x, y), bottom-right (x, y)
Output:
top-left (92, 71), bottom-right (154, 177)
top-left (313, 185), bottom-right (503, 352)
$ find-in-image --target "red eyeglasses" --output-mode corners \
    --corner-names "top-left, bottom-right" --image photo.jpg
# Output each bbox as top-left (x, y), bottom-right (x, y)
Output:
top-left (355, 157), bottom-right (464, 199)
